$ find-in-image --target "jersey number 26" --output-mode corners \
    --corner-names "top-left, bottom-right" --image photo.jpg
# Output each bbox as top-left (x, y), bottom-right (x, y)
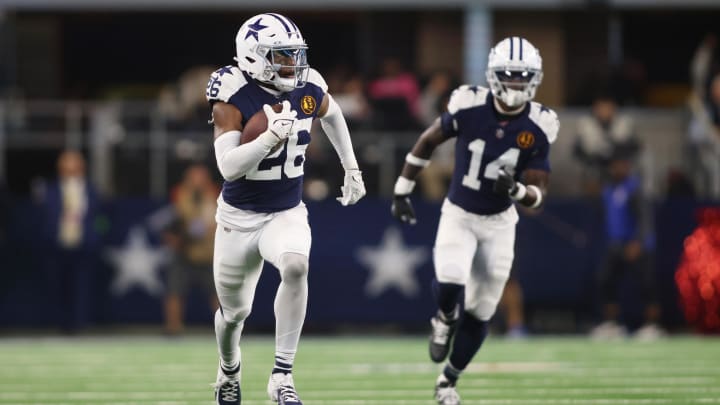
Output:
top-left (245, 117), bottom-right (312, 181)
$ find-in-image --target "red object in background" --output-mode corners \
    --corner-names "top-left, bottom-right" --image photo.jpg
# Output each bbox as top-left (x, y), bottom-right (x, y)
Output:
top-left (675, 207), bottom-right (720, 333)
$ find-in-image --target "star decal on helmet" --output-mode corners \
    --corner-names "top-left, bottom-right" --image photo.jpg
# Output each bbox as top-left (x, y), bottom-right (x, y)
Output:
top-left (245, 18), bottom-right (268, 41)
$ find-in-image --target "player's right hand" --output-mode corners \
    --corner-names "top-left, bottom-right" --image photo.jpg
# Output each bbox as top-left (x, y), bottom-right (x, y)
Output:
top-left (391, 195), bottom-right (417, 225)
top-left (263, 100), bottom-right (297, 141)
top-left (493, 166), bottom-right (518, 196)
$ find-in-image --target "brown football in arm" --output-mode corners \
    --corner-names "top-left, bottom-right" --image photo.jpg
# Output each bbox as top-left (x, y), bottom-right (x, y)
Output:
top-left (240, 103), bottom-right (285, 154)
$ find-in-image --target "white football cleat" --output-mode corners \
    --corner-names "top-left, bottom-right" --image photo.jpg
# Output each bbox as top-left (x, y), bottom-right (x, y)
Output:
top-left (435, 374), bottom-right (461, 405)
top-left (429, 311), bottom-right (459, 363)
top-left (267, 372), bottom-right (302, 405)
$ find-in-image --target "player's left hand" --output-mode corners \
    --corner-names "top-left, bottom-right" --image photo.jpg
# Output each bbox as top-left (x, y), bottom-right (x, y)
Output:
top-left (337, 169), bottom-right (366, 206)
top-left (493, 166), bottom-right (518, 196)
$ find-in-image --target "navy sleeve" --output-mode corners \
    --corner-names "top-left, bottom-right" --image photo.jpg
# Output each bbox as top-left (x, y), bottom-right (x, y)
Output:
top-left (440, 111), bottom-right (458, 138)
top-left (525, 142), bottom-right (551, 172)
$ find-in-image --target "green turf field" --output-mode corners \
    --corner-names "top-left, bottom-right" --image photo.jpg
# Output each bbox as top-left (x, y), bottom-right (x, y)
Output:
top-left (1, 335), bottom-right (719, 404)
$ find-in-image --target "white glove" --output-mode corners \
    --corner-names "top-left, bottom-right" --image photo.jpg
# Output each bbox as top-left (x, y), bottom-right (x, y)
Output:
top-left (337, 169), bottom-right (366, 206)
top-left (263, 100), bottom-right (297, 141)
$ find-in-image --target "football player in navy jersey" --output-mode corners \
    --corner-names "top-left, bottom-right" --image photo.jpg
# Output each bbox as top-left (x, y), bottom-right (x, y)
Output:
top-left (206, 13), bottom-right (365, 405)
top-left (391, 37), bottom-right (559, 405)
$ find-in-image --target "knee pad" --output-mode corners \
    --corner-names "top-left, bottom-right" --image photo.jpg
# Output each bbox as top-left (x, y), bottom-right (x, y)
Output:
top-left (436, 263), bottom-right (468, 285)
top-left (278, 253), bottom-right (309, 282)
top-left (464, 296), bottom-right (498, 322)
top-left (220, 305), bottom-right (251, 325)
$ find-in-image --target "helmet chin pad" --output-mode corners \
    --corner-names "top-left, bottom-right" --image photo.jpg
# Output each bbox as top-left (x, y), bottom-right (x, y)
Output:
top-left (500, 88), bottom-right (531, 108)
top-left (270, 72), bottom-right (308, 92)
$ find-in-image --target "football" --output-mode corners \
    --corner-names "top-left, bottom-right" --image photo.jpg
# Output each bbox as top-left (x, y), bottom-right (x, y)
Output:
top-left (241, 103), bottom-right (285, 153)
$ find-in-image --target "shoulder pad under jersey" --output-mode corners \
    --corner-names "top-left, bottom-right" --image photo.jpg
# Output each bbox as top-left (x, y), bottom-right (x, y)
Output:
top-left (446, 85), bottom-right (490, 114)
top-left (528, 102), bottom-right (560, 144)
top-left (306, 68), bottom-right (328, 93)
top-left (206, 66), bottom-right (248, 103)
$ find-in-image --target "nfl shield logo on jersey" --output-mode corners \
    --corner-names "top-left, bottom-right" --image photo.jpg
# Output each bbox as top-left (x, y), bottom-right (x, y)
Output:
top-left (495, 128), bottom-right (505, 139)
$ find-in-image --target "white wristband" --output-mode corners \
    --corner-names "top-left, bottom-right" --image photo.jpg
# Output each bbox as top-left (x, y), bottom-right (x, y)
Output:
top-left (405, 153), bottom-right (430, 168)
top-left (527, 184), bottom-right (543, 208)
top-left (394, 176), bottom-right (416, 195)
top-left (510, 182), bottom-right (527, 201)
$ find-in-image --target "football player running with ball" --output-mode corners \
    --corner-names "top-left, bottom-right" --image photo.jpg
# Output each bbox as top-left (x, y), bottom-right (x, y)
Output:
top-left (391, 37), bottom-right (559, 405)
top-left (206, 13), bottom-right (365, 405)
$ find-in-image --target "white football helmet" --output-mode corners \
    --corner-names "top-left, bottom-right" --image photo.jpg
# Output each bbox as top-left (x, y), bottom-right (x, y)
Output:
top-left (486, 37), bottom-right (543, 108)
top-left (235, 13), bottom-right (309, 92)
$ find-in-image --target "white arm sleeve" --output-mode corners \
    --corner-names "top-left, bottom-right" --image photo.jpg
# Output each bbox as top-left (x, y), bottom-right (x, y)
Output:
top-left (320, 94), bottom-right (359, 170)
top-left (213, 130), bottom-right (278, 181)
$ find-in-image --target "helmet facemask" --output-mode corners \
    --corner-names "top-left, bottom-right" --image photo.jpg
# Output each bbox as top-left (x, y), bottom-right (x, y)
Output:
top-left (258, 45), bottom-right (309, 92)
top-left (486, 68), bottom-right (543, 108)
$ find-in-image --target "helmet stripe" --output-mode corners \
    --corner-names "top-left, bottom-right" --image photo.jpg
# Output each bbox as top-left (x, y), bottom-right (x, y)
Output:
top-left (519, 37), bottom-right (524, 61)
top-left (265, 13), bottom-right (295, 38)
top-left (284, 15), bottom-right (300, 33)
top-left (509, 37), bottom-right (514, 60)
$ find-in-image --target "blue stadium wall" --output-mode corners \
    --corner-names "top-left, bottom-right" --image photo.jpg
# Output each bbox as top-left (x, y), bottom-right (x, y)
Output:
top-left (0, 197), bottom-right (700, 332)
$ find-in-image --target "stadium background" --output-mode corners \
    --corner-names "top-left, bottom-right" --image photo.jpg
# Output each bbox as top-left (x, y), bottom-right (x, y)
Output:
top-left (0, 0), bottom-right (719, 332)
top-left (0, 1), bottom-right (720, 403)
top-left (1, 0), bottom-right (718, 331)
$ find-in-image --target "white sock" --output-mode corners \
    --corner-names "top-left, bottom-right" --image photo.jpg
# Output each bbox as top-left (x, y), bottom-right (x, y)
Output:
top-left (273, 253), bottom-right (308, 373)
top-left (214, 309), bottom-right (243, 372)
top-left (273, 350), bottom-right (296, 374)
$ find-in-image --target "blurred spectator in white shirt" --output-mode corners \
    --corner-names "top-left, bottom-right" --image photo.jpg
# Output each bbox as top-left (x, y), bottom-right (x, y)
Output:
top-left (687, 34), bottom-right (720, 200)
top-left (573, 95), bottom-right (640, 195)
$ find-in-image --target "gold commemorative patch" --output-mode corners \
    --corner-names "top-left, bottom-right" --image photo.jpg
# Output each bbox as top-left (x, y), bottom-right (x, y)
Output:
top-left (301, 95), bottom-right (316, 115)
top-left (517, 131), bottom-right (535, 149)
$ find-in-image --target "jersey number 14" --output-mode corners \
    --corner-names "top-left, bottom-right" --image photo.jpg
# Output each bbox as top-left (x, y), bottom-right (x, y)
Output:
top-left (462, 139), bottom-right (520, 191)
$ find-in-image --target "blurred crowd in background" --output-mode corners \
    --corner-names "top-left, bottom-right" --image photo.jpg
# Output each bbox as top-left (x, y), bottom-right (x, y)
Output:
top-left (0, 4), bottom-right (719, 336)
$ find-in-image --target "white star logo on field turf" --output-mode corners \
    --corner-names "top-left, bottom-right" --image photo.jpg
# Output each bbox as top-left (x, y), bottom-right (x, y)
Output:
top-left (107, 226), bottom-right (167, 297)
top-left (356, 227), bottom-right (429, 298)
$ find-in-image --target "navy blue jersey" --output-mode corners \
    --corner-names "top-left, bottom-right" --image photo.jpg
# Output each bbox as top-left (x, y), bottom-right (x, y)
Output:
top-left (440, 86), bottom-right (559, 215)
top-left (206, 65), bottom-right (327, 213)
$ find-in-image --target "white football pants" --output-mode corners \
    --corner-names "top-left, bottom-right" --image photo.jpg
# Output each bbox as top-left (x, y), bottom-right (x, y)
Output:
top-left (433, 199), bottom-right (518, 321)
top-left (213, 203), bottom-right (311, 369)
